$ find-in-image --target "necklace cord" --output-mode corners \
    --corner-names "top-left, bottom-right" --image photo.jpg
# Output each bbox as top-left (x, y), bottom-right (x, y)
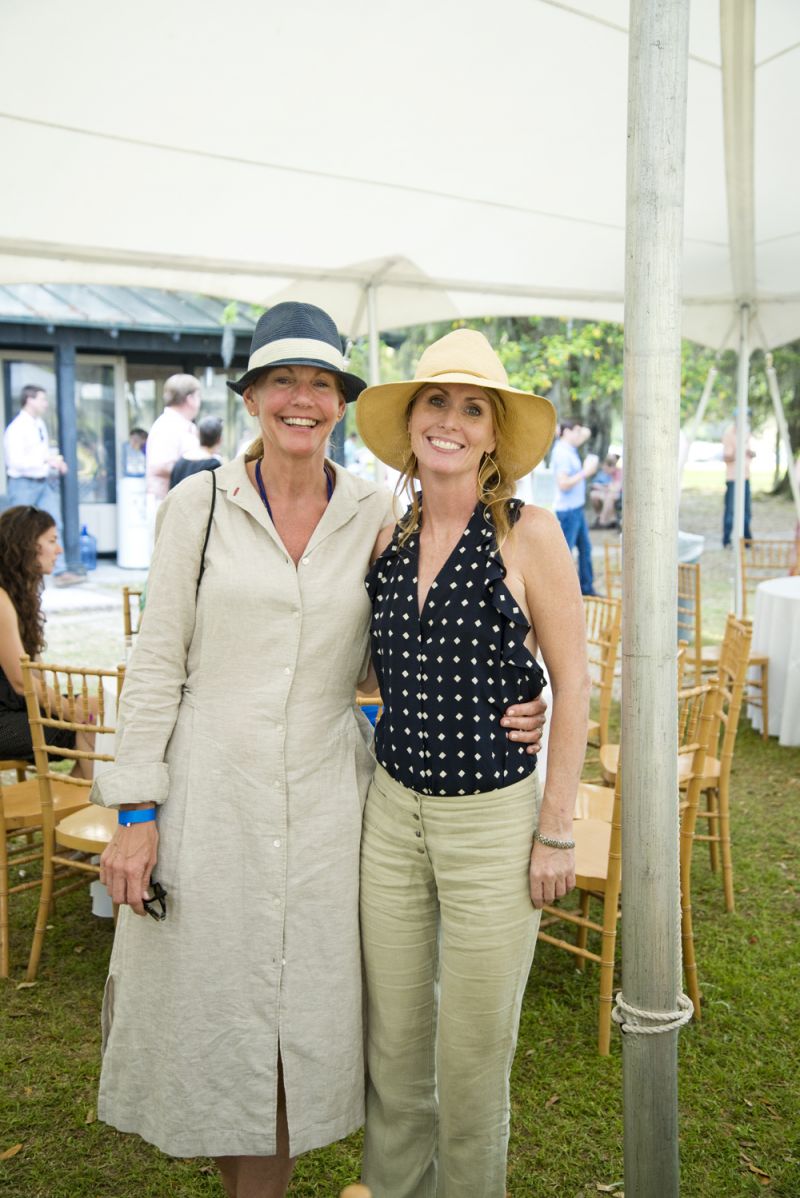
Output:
top-left (255, 459), bottom-right (333, 523)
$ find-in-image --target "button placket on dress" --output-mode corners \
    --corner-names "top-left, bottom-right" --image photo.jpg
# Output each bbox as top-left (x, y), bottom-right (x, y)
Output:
top-left (271, 553), bottom-right (304, 973)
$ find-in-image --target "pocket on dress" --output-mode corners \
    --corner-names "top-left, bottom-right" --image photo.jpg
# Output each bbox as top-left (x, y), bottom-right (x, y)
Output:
top-left (100, 973), bottom-right (115, 1055)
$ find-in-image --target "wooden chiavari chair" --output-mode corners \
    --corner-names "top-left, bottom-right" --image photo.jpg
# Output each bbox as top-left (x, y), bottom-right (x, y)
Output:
top-left (122, 585), bottom-right (144, 653)
top-left (583, 596), bottom-right (622, 772)
top-left (739, 537), bottom-right (797, 617)
top-left (603, 541), bottom-right (622, 602)
top-left (21, 656), bottom-right (124, 981)
top-left (1, 751), bottom-right (88, 977)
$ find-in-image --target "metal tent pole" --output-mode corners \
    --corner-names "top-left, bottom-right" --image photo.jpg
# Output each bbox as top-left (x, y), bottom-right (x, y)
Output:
top-left (621, 2), bottom-right (691, 1195)
top-left (366, 285), bottom-right (380, 386)
top-left (366, 285), bottom-right (386, 486)
top-left (733, 304), bottom-right (750, 614)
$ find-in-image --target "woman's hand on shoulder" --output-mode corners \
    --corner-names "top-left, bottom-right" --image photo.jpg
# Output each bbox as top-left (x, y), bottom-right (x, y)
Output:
top-left (99, 817), bottom-right (159, 916)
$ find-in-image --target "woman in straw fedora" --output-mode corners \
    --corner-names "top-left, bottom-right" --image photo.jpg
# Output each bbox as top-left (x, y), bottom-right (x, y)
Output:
top-left (356, 328), bottom-right (590, 1198)
top-left (93, 303), bottom-right (545, 1198)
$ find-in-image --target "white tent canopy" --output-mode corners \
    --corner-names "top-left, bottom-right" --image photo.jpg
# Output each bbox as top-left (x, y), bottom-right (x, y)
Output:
top-left (1, 0), bottom-right (798, 348)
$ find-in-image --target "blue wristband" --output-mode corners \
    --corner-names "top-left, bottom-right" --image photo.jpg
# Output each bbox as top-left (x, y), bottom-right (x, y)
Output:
top-left (118, 807), bottom-right (157, 826)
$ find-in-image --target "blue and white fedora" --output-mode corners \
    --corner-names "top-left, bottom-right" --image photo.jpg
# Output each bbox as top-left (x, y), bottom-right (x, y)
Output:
top-left (227, 302), bottom-right (366, 403)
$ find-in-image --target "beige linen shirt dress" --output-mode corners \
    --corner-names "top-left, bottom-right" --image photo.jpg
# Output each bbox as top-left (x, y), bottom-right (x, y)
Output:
top-left (91, 456), bottom-right (395, 1158)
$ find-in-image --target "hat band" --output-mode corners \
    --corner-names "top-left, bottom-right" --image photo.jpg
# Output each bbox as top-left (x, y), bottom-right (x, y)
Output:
top-left (418, 366), bottom-right (508, 386)
top-left (248, 337), bottom-right (345, 375)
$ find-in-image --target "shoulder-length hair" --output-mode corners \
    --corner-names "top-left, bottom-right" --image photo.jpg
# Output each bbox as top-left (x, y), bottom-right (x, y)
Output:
top-left (0, 506), bottom-right (54, 657)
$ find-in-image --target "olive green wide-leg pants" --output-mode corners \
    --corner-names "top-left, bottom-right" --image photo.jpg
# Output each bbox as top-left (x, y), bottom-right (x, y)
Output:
top-left (360, 763), bottom-right (542, 1198)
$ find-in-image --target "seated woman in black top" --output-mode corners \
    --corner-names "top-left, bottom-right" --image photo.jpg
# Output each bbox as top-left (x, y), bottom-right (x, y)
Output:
top-left (168, 415), bottom-right (223, 490)
top-left (0, 506), bottom-right (94, 776)
top-left (356, 330), bottom-right (590, 1198)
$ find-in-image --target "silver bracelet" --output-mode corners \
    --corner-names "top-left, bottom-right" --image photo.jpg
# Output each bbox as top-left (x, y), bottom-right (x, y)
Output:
top-left (535, 830), bottom-right (576, 850)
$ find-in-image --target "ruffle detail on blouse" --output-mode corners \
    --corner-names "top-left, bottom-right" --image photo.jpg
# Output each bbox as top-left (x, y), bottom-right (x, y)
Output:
top-left (477, 501), bottom-right (546, 690)
top-left (364, 523), bottom-right (416, 606)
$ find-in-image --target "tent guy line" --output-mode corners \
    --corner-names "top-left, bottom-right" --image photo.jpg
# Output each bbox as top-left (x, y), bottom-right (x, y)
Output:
top-left (537, 0), bottom-right (720, 67)
top-left (0, 110), bottom-right (732, 251)
top-left (0, 111), bottom-right (632, 231)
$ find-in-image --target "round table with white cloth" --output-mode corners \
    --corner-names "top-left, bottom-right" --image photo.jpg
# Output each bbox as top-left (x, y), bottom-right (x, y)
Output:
top-left (748, 575), bottom-right (800, 746)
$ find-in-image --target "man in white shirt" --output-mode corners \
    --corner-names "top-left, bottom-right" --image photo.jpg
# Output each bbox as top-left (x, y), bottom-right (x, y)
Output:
top-left (145, 374), bottom-right (201, 548)
top-left (3, 385), bottom-right (81, 584)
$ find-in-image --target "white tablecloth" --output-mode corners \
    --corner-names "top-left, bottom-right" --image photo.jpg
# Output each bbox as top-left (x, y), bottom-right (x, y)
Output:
top-left (749, 576), bottom-right (800, 746)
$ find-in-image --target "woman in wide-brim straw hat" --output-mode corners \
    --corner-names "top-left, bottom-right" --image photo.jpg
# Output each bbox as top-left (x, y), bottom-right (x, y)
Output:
top-left (356, 328), bottom-right (591, 1198)
top-left (93, 303), bottom-right (545, 1198)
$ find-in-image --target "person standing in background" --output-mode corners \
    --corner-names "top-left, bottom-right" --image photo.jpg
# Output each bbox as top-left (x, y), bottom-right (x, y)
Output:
top-left (145, 375), bottom-right (201, 547)
top-left (551, 419), bottom-right (598, 595)
top-left (3, 385), bottom-right (83, 586)
top-left (169, 416), bottom-right (224, 490)
top-left (722, 421), bottom-right (755, 547)
top-left (121, 428), bottom-right (148, 477)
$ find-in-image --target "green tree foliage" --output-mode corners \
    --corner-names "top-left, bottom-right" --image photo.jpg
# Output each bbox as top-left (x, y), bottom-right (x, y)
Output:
top-left (347, 316), bottom-right (800, 484)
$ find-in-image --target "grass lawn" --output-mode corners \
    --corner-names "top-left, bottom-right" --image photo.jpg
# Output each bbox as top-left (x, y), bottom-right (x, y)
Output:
top-left (1, 481), bottom-right (798, 1196)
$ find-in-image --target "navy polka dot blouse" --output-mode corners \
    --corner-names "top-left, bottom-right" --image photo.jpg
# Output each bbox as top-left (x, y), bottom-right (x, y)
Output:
top-left (365, 500), bottom-right (545, 796)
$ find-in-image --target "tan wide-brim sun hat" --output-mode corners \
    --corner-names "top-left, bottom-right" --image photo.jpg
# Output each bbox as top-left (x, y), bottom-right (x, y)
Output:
top-left (355, 328), bottom-right (556, 480)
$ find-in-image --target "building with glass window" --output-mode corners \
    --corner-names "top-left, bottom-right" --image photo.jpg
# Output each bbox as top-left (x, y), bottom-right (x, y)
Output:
top-left (0, 285), bottom-right (259, 566)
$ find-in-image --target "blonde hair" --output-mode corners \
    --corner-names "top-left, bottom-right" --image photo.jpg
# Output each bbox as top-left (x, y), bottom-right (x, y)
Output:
top-left (396, 387), bottom-right (517, 550)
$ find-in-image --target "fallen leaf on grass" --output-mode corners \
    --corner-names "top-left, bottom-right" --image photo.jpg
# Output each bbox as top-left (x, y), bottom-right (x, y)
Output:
top-left (15, 982), bottom-right (36, 991)
top-left (740, 1152), bottom-right (771, 1185)
top-left (84, 1109), bottom-right (96, 1124)
top-left (199, 1164), bottom-right (215, 1174)
top-left (595, 1183), bottom-right (624, 1194)
top-left (74, 945), bottom-right (86, 955)
top-left (545, 1094), bottom-right (560, 1108)
top-left (0, 1144), bottom-right (23, 1160)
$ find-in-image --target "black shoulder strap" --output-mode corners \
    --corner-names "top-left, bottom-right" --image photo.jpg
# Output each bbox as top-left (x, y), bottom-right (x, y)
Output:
top-left (195, 469), bottom-right (217, 596)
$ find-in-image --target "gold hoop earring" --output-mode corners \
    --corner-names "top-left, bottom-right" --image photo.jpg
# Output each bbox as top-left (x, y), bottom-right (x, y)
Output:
top-left (478, 452), bottom-right (500, 496)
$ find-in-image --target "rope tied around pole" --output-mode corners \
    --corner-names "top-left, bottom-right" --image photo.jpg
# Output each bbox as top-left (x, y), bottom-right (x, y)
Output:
top-left (612, 991), bottom-right (694, 1036)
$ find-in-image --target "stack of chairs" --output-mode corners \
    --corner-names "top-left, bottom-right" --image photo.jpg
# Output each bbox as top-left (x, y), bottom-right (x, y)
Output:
top-left (582, 595), bottom-right (622, 774)
top-left (600, 613), bottom-right (752, 910)
top-left (537, 675), bottom-right (717, 1053)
